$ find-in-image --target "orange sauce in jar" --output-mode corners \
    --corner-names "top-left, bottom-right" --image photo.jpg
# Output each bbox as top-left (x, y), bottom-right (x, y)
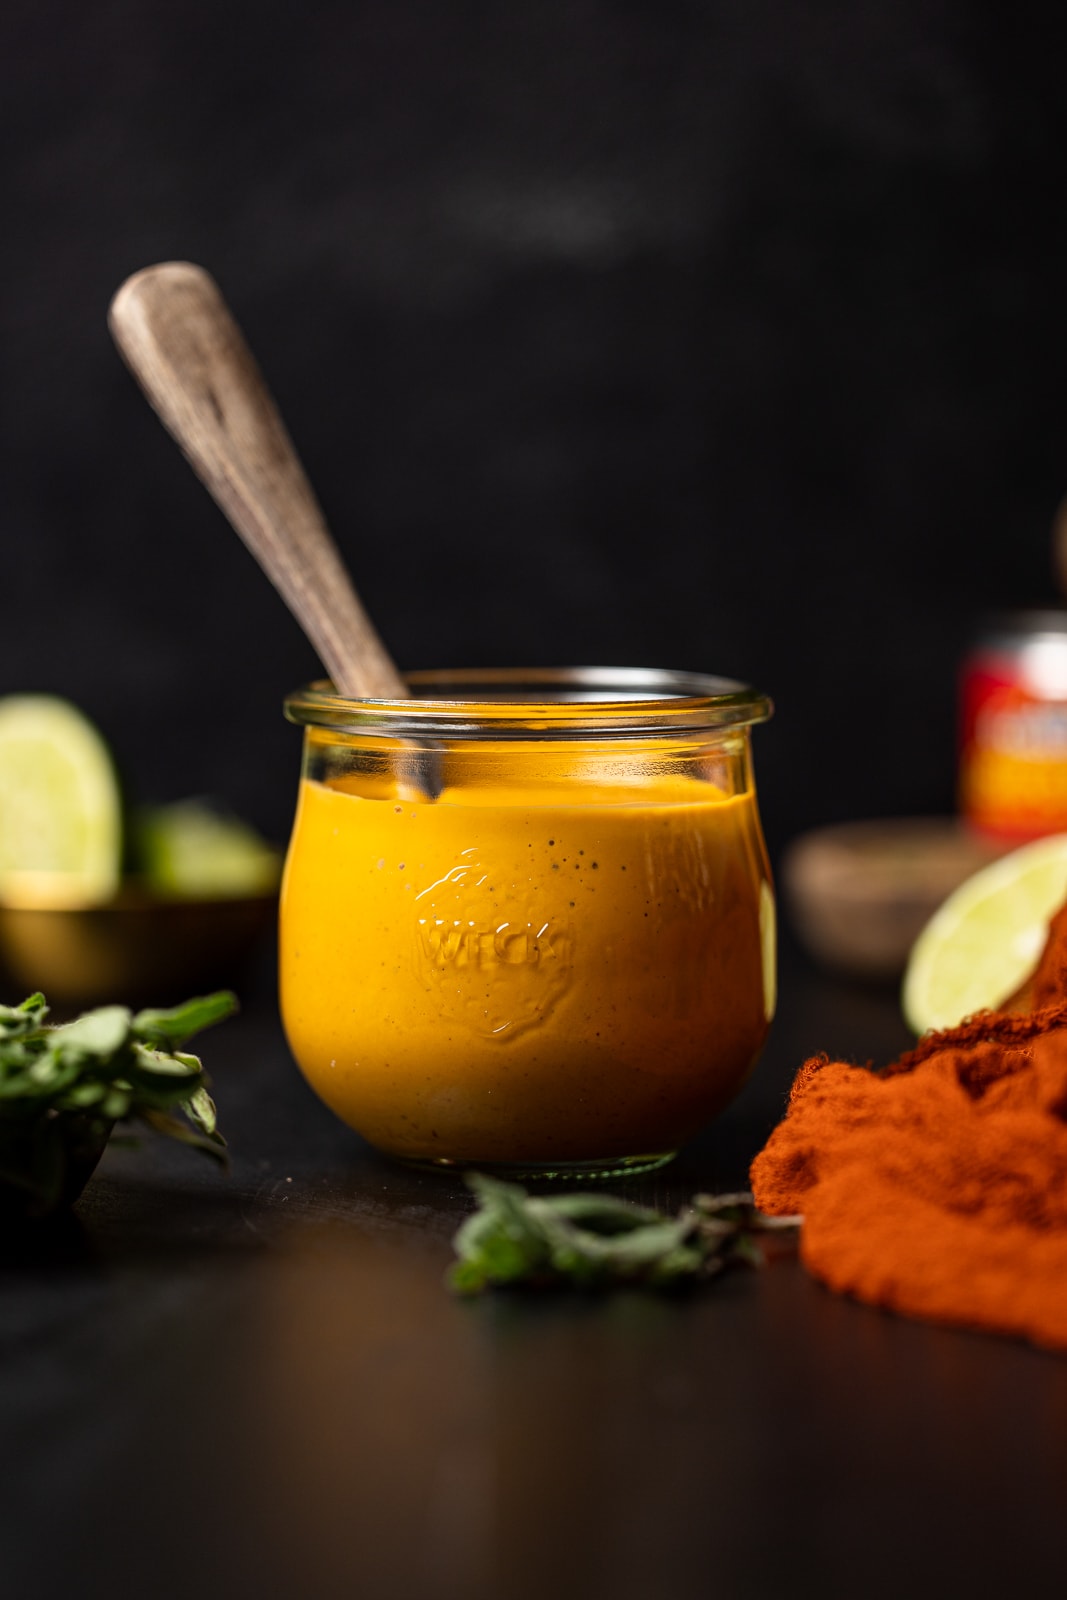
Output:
top-left (280, 670), bottom-right (774, 1177)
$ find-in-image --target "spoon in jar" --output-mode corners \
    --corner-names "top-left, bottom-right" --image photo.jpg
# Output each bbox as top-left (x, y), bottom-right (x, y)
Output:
top-left (108, 261), bottom-right (441, 797)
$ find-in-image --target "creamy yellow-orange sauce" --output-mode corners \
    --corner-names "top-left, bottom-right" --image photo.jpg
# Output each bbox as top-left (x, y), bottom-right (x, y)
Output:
top-left (280, 767), bottom-right (773, 1165)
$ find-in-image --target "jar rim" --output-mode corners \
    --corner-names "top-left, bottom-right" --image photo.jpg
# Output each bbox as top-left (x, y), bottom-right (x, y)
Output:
top-left (284, 666), bottom-right (773, 739)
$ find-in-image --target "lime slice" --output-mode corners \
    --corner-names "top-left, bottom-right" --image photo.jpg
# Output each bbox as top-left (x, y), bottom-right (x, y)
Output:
top-left (902, 833), bottom-right (1067, 1033)
top-left (137, 799), bottom-right (280, 898)
top-left (760, 879), bottom-right (777, 1022)
top-left (0, 695), bottom-right (122, 907)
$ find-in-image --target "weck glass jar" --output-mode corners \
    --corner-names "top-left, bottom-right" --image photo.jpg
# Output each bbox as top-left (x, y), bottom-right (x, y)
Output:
top-left (280, 667), bottom-right (775, 1179)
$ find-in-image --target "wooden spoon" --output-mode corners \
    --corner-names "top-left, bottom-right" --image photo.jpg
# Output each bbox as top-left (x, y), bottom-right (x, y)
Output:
top-left (108, 261), bottom-right (407, 702)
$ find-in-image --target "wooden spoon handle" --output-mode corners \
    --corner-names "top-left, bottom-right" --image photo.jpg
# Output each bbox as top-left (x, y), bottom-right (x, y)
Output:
top-left (108, 261), bottom-right (407, 700)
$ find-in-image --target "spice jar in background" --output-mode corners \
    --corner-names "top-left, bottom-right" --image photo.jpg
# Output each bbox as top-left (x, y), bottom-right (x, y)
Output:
top-left (959, 612), bottom-right (1067, 841)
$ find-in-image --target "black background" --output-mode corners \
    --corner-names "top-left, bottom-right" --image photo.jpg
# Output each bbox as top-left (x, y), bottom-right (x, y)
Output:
top-left (4, 0), bottom-right (1067, 859)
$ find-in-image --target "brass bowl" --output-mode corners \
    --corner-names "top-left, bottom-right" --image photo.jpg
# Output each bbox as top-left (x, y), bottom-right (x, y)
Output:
top-left (782, 818), bottom-right (1005, 980)
top-left (0, 886), bottom-right (277, 1009)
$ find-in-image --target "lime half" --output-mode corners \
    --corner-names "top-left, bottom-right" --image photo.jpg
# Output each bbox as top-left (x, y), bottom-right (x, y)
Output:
top-left (902, 832), bottom-right (1067, 1034)
top-left (0, 695), bottom-right (122, 907)
top-left (137, 799), bottom-right (281, 898)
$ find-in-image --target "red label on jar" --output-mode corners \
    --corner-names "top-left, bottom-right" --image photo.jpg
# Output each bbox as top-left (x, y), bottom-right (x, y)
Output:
top-left (960, 649), bottom-right (1067, 839)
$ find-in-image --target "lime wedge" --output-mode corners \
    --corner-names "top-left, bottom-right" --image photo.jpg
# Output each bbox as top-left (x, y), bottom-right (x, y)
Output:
top-left (137, 799), bottom-right (280, 898)
top-left (0, 695), bottom-right (122, 907)
top-left (760, 879), bottom-right (777, 1022)
top-left (902, 833), bottom-right (1067, 1033)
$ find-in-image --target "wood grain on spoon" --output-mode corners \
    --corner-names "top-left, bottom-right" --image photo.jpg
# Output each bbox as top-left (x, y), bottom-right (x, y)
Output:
top-left (108, 261), bottom-right (407, 701)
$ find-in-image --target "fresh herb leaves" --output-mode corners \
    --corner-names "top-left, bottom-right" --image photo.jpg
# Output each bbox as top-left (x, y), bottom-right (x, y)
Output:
top-left (0, 990), bottom-right (236, 1215)
top-left (450, 1173), bottom-right (800, 1294)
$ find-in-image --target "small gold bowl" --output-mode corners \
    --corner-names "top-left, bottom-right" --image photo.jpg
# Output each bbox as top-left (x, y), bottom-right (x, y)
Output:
top-left (0, 886), bottom-right (276, 1009)
top-left (782, 818), bottom-right (1004, 980)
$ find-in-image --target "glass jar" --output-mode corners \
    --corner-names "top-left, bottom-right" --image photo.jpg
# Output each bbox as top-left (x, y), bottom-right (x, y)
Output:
top-left (281, 667), bottom-right (775, 1179)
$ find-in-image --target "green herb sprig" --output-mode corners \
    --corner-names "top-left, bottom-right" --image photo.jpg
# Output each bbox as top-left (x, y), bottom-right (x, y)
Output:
top-left (0, 990), bottom-right (235, 1215)
top-left (449, 1173), bottom-right (800, 1295)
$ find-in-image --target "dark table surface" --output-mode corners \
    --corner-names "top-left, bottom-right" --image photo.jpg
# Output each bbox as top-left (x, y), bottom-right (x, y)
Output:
top-left (3, 932), bottom-right (1065, 1600)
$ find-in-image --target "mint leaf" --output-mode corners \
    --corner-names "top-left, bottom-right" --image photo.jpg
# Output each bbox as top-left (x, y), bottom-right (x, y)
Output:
top-left (0, 989), bottom-right (236, 1214)
top-left (450, 1175), bottom-right (799, 1294)
top-left (52, 1005), bottom-right (132, 1058)
top-left (132, 992), bottom-right (237, 1048)
top-left (0, 993), bottom-right (48, 1037)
